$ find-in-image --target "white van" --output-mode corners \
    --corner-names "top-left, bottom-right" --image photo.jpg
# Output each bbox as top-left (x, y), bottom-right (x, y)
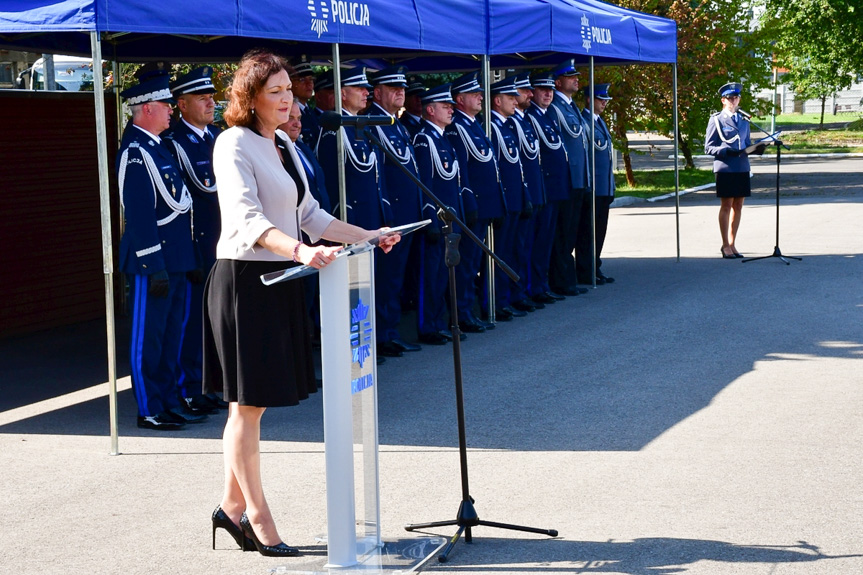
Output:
top-left (17, 56), bottom-right (96, 91)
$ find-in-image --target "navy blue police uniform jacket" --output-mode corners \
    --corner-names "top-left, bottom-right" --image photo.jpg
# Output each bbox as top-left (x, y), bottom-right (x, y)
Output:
top-left (293, 137), bottom-right (332, 215)
top-left (489, 112), bottom-right (527, 214)
top-left (162, 119), bottom-right (221, 264)
top-left (399, 112), bottom-right (424, 140)
top-left (508, 110), bottom-right (546, 206)
top-left (366, 102), bottom-right (423, 225)
top-left (526, 102), bottom-right (571, 203)
top-left (549, 92), bottom-right (590, 191)
top-left (117, 123), bottom-right (196, 275)
top-left (581, 109), bottom-right (616, 197)
top-left (445, 109), bottom-right (506, 220)
top-left (299, 102), bottom-right (320, 149)
top-left (316, 111), bottom-right (393, 229)
top-left (412, 121), bottom-right (465, 230)
top-left (704, 110), bottom-right (753, 173)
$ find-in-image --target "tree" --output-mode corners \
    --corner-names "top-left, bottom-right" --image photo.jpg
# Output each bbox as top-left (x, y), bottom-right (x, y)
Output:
top-left (595, 0), bottom-right (772, 174)
top-left (760, 0), bottom-right (863, 128)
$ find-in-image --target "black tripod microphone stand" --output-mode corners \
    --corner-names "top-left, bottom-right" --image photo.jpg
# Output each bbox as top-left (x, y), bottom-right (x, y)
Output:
top-left (363, 127), bottom-right (558, 562)
top-left (742, 120), bottom-right (801, 265)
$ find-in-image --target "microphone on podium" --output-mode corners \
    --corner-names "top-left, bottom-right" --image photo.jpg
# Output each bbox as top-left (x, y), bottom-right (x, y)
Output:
top-left (319, 111), bottom-right (394, 131)
top-left (737, 109), bottom-right (752, 120)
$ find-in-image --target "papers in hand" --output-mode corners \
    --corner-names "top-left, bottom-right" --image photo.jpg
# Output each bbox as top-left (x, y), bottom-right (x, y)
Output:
top-left (260, 219), bottom-right (432, 286)
top-left (744, 131), bottom-right (782, 154)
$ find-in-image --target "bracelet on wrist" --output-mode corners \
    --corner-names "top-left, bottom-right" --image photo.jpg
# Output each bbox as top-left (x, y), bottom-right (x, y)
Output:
top-left (292, 242), bottom-right (304, 262)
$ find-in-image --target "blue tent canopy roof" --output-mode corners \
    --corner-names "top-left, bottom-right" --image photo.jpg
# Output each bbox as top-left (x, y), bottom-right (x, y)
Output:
top-left (0, 0), bottom-right (676, 65)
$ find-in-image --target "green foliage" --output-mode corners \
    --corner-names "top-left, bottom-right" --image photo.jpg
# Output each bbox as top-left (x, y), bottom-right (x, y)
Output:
top-left (615, 168), bottom-right (715, 198)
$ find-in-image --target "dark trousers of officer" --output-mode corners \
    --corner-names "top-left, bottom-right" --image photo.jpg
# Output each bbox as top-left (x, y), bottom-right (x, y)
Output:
top-left (375, 233), bottom-right (414, 342)
top-left (418, 235), bottom-right (448, 335)
top-left (576, 195), bottom-right (613, 279)
top-left (510, 211), bottom-right (534, 305)
top-left (130, 272), bottom-right (188, 417)
top-left (177, 278), bottom-right (203, 398)
top-left (529, 201), bottom-right (557, 297)
top-left (455, 218), bottom-right (488, 316)
top-left (486, 212), bottom-right (519, 311)
top-left (549, 189), bottom-right (587, 291)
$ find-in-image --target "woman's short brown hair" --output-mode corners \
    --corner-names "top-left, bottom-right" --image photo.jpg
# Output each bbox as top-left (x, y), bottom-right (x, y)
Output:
top-left (224, 49), bottom-right (292, 128)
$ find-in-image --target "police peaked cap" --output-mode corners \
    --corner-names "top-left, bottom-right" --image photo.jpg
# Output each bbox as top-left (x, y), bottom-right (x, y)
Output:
top-left (513, 71), bottom-right (532, 90)
top-left (340, 66), bottom-right (373, 88)
top-left (490, 76), bottom-right (519, 96)
top-left (405, 80), bottom-right (426, 96)
top-left (121, 75), bottom-right (176, 105)
top-left (370, 65), bottom-right (409, 88)
top-left (291, 61), bottom-right (314, 78)
top-left (421, 83), bottom-right (455, 105)
top-left (315, 70), bottom-right (335, 91)
top-left (530, 71), bottom-right (556, 88)
top-left (583, 83), bottom-right (612, 100)
top-left (718, 82), bottom-right (743, 97)
top-left (171, 66), bottom-right (216, 96)
top-left (552, 59), bottom-right (580, 78)
top-left (451, 72), bottom-right (483, 95)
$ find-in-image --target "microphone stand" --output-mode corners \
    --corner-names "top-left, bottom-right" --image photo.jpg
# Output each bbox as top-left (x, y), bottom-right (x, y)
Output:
top-left (362, 127), bottom-right (558, 562)
top-left (741, 116), bottom-right (800, 265)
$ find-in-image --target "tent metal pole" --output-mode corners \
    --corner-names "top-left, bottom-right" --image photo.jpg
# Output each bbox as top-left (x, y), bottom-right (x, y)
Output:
top-left (332, 44), bottom-right (347, 223)
top-left (588, 57), bottom-right (596, 288)
top-left (481, 54), bottom-right (495, 321)
top-left (91, 31), bottom-right (120, 455)
top-left (673, 63), bottom-right (680, 262)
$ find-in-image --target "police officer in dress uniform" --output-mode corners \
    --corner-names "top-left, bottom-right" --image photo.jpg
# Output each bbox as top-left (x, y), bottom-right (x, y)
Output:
top-left (400, 80), bottom-right (426, 139)
top-left (704, 82), bottom-right (763, 259)
top-left (290, 60), bottom-right (320, 146)
top-left (548, 59), bottom-right (590, 296)
top-left (308, 70), bottom-right (335, 151)
top-left (315, 66), bottom-right (392, 229)
top-left (412, 84), bottom-right (469, 345)
top-left (578, 83), bottom-right (616, 285)
top-left (445, 71), bottom-right (504, 328)
top-left (507, 72), bottom-right (546, 311)
top-left (366, 66), bottom-right (424, 357)
top-left (525, 71), bottom-right (568, 305)
top-left (487, 76), bottom-right (529, 318)
top-left (162, 66), bottom-right (226, 414)
top-left (117, 75), bottom-right (206, 430)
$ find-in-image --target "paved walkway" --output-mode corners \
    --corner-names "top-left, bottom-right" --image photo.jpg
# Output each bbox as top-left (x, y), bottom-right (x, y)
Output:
top-left (2, 157), bottom-right (862, 574)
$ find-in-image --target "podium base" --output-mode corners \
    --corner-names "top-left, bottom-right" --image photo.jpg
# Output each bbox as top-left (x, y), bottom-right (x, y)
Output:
top-left (271, 537), bottom-right (446, 575)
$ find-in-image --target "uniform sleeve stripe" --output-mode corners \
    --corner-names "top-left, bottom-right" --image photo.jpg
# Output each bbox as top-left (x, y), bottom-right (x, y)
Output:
top-left (136, 244), bottom-right (162, 257)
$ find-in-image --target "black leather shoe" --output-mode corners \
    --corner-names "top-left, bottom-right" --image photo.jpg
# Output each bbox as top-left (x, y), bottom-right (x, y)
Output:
top-left (532, 293), bottom-right (557, 305)
top-left (526, 297), bottom-right (546, 309)
top-left (502, 305), bottom-right (527, 318)
top-left (512, 299), bottom-right (537, 313)
top-left (166, 406), bottom-right (208, 424)
top-left (597, 272), bottom-right (615, 284)
top-left (577, 275), bottom-right (604, 286)
top-left (377, 355), bottom-right (386, 365)
top-left (137, 414), bottom-right (185, 430)
top-left (492, 308), bottom-right (513, 321)
top-left (478, 317), bottom-right (495, 330)
top-left (184, 396), bottom-right (219, 415)
top-left (439, 329), bottom-right (466, 342)
top-left (204, 393), bottom-right (229, 409)
top-left (391, 338), bottom-right (421, 352)
top-left (459, 317), bottom-right (486, 333)
top-left (418, 332), bottom-right (449, 345)
top-left (377, 341), bottom-right (404, 357)
top-left (546, 290), bottom-right (566, 301)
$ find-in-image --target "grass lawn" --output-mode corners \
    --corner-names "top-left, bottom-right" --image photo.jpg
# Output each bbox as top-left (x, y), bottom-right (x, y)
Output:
top-left (615, 168), bottom-right (714, 198)
top-left (761, 129), bottom-right (863, 154)
top-left (752, 112), bottom-right (862, 128)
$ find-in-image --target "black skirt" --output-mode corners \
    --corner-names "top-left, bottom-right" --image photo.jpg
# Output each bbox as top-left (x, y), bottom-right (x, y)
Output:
top-left (202, 259), bottom-right (317, 407)
top-left (715, 171), bottom-right (751, 198)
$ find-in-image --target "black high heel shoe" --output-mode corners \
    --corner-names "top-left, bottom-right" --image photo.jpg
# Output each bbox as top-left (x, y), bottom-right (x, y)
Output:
top-left (239, 513), bottom-right (300, 557)
top-left (212, 505), bottom-right (255, 551)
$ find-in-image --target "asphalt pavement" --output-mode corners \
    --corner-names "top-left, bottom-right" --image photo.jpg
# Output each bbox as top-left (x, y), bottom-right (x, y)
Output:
top-left (2, 155), bottom-right (862, 575)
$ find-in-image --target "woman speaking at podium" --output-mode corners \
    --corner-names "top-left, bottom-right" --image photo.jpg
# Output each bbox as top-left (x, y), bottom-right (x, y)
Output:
top-left (202, 49), bottom-right (397, 557)
top-left (704, 82), bottom-right (763, 259)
